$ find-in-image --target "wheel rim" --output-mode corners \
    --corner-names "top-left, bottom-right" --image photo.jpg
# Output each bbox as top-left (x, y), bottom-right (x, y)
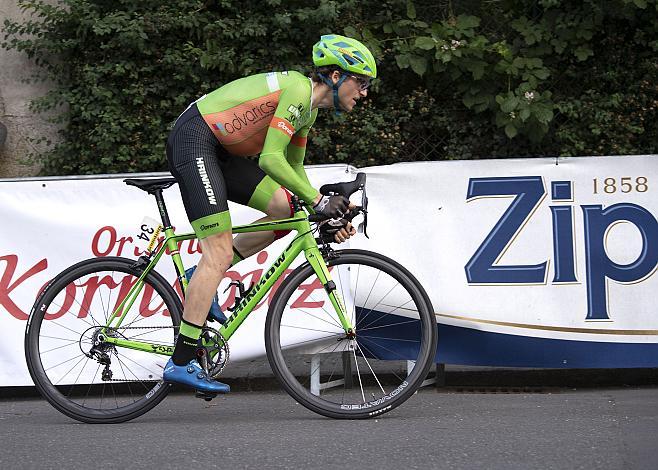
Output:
top-left (29, 263), bottom-right (178, 417)
top-left (270, 254), bottom-right (434, 415)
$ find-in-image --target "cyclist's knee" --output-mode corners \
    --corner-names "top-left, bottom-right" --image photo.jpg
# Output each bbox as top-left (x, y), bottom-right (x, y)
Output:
top-left (266, 187), bottom-right (293, 220)
top-left (267, 188), bottom-right (294, 240)
top-left (199, 231), bottom-right (233, 272)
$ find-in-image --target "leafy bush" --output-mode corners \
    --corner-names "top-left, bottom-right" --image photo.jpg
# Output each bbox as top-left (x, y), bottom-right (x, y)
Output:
top-left (2, 0), bottom-right (656, 175)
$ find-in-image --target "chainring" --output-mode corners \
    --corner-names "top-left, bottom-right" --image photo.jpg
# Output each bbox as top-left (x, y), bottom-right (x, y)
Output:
top-left (198, 326), bottom-right (230, 378)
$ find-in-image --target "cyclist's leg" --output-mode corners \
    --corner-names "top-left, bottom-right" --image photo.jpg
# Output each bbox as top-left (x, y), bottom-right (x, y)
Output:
top-left (221, 154), bottom-right (294, 259)
top-left (165, 103), bottom-right (231, 393)
top-left (236, 186), bottom-right (293, 257)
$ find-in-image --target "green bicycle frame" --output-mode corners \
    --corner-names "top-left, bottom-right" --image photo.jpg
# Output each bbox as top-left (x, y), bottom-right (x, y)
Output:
top-left (100, 208), bottom-right (353, 355)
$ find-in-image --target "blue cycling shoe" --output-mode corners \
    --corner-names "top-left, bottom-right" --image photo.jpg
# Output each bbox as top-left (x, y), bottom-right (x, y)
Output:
top-left (163, 358), bottom-right (230, 394)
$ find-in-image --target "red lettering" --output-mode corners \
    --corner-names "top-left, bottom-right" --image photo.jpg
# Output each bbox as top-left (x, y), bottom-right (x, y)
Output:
top-left (0, 255), bottom-right (49, 320)
top-left (92, 226), bottom-right (117, 257)
top-left (139, 282), bottom-right (169, 317)
top-left (291, 275), bottom-right (326, 309)
top-left (267, 268), bottom-right (294, 305)
top-left (187, 239), bottom-right (202, 255)
top-left (43, 281), bottom-right (76, 321)
top-left (78, 274), bottom-right (124, 319)
top-left (116, 236), bottom-right (133, 257)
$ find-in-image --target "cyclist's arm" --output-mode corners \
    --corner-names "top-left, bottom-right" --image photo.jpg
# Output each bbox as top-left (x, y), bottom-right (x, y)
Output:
top-left (285, 110), bottom-right (317, 190)
top-left (258, 91), bottom-right (320, 204)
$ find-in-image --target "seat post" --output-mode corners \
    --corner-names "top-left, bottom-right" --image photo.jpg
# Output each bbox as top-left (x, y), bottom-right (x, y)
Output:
top-left (151, 189), bottom-right (173, 229)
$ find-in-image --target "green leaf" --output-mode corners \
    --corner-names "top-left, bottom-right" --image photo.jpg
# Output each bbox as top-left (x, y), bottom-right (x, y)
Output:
top-left (500, 96), bottom-right (519, 113)
top-left (409, 56), bottom-right (427, 76)
top-left (344, 26), bottom-right (358, 38)
top-left (519, 107), bottom-right (531, 121)
top-left (574, 46), bottom-right (593, 61)
top-left (505, 123), bottom-right (518, 138)
top-left (414, 36), bottom-right (435, 50)
top-left (533, 105), bottom-right (554, 124)
top-left (463, 94), bottom-right (476, 108)
top-left (407, 1), bottom-right (417, 19)
top-left (456, 15), bottom-right (480, 30)
top-left (395, 54), bottom-right (410, 69)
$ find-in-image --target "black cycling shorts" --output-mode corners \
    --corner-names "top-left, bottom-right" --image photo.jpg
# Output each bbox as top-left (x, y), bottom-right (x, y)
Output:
top-left (166, 104), bottom-right (281, 239)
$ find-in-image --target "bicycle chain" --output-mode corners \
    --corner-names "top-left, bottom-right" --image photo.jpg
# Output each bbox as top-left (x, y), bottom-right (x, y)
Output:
top-left (87, 325), bottom-right (229, 382)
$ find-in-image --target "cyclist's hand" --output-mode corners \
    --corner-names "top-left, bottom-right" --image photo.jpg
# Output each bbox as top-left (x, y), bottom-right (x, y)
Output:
top-left (313, 194), bottom-right (349, 219)
top-left (334, 222), bottom-right (356, 243)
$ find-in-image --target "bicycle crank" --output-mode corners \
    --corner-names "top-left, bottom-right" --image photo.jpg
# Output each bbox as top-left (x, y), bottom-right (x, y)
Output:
top-left (196, 326), bottom-right (230, 379)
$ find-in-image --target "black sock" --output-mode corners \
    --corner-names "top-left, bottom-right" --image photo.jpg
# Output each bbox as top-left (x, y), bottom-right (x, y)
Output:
top-left (172, 319), bottom-right (202, 366)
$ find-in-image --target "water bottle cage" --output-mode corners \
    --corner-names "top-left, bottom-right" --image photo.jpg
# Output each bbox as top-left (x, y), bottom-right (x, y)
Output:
top-left (224, 280), bottom-right (254, 312)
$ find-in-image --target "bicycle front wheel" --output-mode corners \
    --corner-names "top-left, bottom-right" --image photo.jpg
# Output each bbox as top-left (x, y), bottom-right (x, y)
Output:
top-left (25, 257), bottom-right (182, 423)
top-left (265, 249), bottom-right (437, 419)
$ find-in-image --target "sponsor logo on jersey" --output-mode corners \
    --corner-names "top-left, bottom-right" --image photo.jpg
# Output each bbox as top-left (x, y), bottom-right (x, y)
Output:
top-left (200, 222), bottom-right (220, 231)
top-left (286, 103), bottom-right (303, 125)
top-left (213, 122), bottom-right (229, 136)
top-left (209, 100), bottom-right (278, 139)
top-left (270, 117), bottom-right (295, 138)
top-left (196, 157), bottom-right (217, 205)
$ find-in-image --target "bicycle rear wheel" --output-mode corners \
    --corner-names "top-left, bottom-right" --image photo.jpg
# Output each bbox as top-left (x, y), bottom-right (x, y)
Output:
top-left (265, 249), bottom-right (437, 419)
top-left (25, 257), bottom-right (182, 423)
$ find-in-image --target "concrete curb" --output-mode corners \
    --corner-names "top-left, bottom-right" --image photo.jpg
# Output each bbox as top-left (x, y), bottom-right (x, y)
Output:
top-left (2, 367), bottom-right (657, 399)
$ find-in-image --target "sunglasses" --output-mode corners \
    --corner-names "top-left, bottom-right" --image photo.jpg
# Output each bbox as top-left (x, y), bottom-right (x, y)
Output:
top-left (348, 74), bottom-right (371, 91)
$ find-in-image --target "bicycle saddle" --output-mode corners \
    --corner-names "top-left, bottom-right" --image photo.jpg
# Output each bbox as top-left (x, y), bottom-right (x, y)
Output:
top-left (124, 177), bottom-right (178, 194)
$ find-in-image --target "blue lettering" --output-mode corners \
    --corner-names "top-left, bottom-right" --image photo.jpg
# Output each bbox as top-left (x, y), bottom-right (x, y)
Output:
top-left (465, 176), bottom-right (547, 284)
top-left (550, 206), bottom-right (577, 283)
top-left (581, 203), bottom-right (658, 320)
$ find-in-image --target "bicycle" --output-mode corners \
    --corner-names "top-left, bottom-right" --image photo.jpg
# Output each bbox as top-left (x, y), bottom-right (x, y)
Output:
top-left (25, 172), bottom-right (438, 423)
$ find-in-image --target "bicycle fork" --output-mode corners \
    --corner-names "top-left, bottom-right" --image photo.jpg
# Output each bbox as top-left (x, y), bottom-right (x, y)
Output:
top-left (304, 247), bottom-right (354, 335)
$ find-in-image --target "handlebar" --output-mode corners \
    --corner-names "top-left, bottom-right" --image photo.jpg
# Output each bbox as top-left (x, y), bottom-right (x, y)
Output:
top-left (307, 172), bottom-right (369, 241)
top-left (319, 172), bottom-right (366, 198)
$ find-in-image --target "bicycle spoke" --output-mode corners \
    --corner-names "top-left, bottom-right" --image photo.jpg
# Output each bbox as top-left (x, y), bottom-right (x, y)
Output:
top-left (115, 356), bottom-right (136, 401)
top-left (359, 318), bottom-right (419, 333)
top-left (40, 341), bottom-right (81, 355)
top-left (360, 298), bottom-right (416, 331)
top-left (54, 355), bottom-right (87, 386)
top-left (269, 252), bottom-right (436, 418)
top-left (354, 340), bottom-right (386, 395)
top-left (27, 260), bottom-right (182, 423)
top-left (355, 281), bottom-right (399, 329)
top-left (352, 346), bottom-right (366, 403)
top-left (39, 335), bottom-right (79, 343)
top-left (115, 351), bottom-right (163, 381)
top-left (44, 353), bottom-right (85, 373)
top-left (82, 363), bottom-right (102, 407)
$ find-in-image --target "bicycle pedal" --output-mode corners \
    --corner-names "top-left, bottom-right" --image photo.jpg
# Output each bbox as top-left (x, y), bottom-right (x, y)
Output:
top-left (195, 390), bottom-right (218, 402)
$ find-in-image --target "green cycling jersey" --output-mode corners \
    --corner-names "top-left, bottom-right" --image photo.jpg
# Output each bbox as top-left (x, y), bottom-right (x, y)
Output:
top-left (195, 70), bottom-right (320, 203)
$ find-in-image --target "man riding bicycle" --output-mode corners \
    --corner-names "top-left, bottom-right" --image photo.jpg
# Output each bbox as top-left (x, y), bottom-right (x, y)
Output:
top-left (163, 34), bottom-right (377, 394)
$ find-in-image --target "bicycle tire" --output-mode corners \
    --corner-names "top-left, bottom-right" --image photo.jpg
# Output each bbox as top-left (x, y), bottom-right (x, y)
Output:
top-left (265, 249), bottom-right (437, 419)
top-left (25, 257), bottom-right (182, 423)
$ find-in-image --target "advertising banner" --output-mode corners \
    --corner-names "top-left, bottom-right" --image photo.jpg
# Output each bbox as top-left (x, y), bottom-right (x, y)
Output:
top-left (359, 155), bottom-right (658, 369)
top-left (1, 155), bottom-right (656, 386)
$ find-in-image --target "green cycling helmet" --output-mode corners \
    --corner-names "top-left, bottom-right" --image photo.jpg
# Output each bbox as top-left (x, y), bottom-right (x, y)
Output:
top-left (312, 34), bottom-right (377, 78)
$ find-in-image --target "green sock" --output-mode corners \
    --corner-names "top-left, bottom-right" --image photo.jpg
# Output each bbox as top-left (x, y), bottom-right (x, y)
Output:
top-left (231, 247), bottom-right (245, 267)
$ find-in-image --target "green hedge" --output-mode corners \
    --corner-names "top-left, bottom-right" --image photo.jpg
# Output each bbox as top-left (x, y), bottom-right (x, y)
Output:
top-left (3, 0), bottom-right (657, 175)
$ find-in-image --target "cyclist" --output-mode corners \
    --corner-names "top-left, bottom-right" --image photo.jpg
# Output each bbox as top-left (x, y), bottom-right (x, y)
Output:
top-left (163, 34), bottom-right (377, 394)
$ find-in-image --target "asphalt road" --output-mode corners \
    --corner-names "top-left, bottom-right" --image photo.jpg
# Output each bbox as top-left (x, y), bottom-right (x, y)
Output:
top-left (1, 386), bottom-right (657, 470)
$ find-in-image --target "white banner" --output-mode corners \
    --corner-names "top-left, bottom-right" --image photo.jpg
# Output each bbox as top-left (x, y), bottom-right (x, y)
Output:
top-left (359, 155), bottom-right (658, 369)
top-left (1, 156), bottom-right (657, 386)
